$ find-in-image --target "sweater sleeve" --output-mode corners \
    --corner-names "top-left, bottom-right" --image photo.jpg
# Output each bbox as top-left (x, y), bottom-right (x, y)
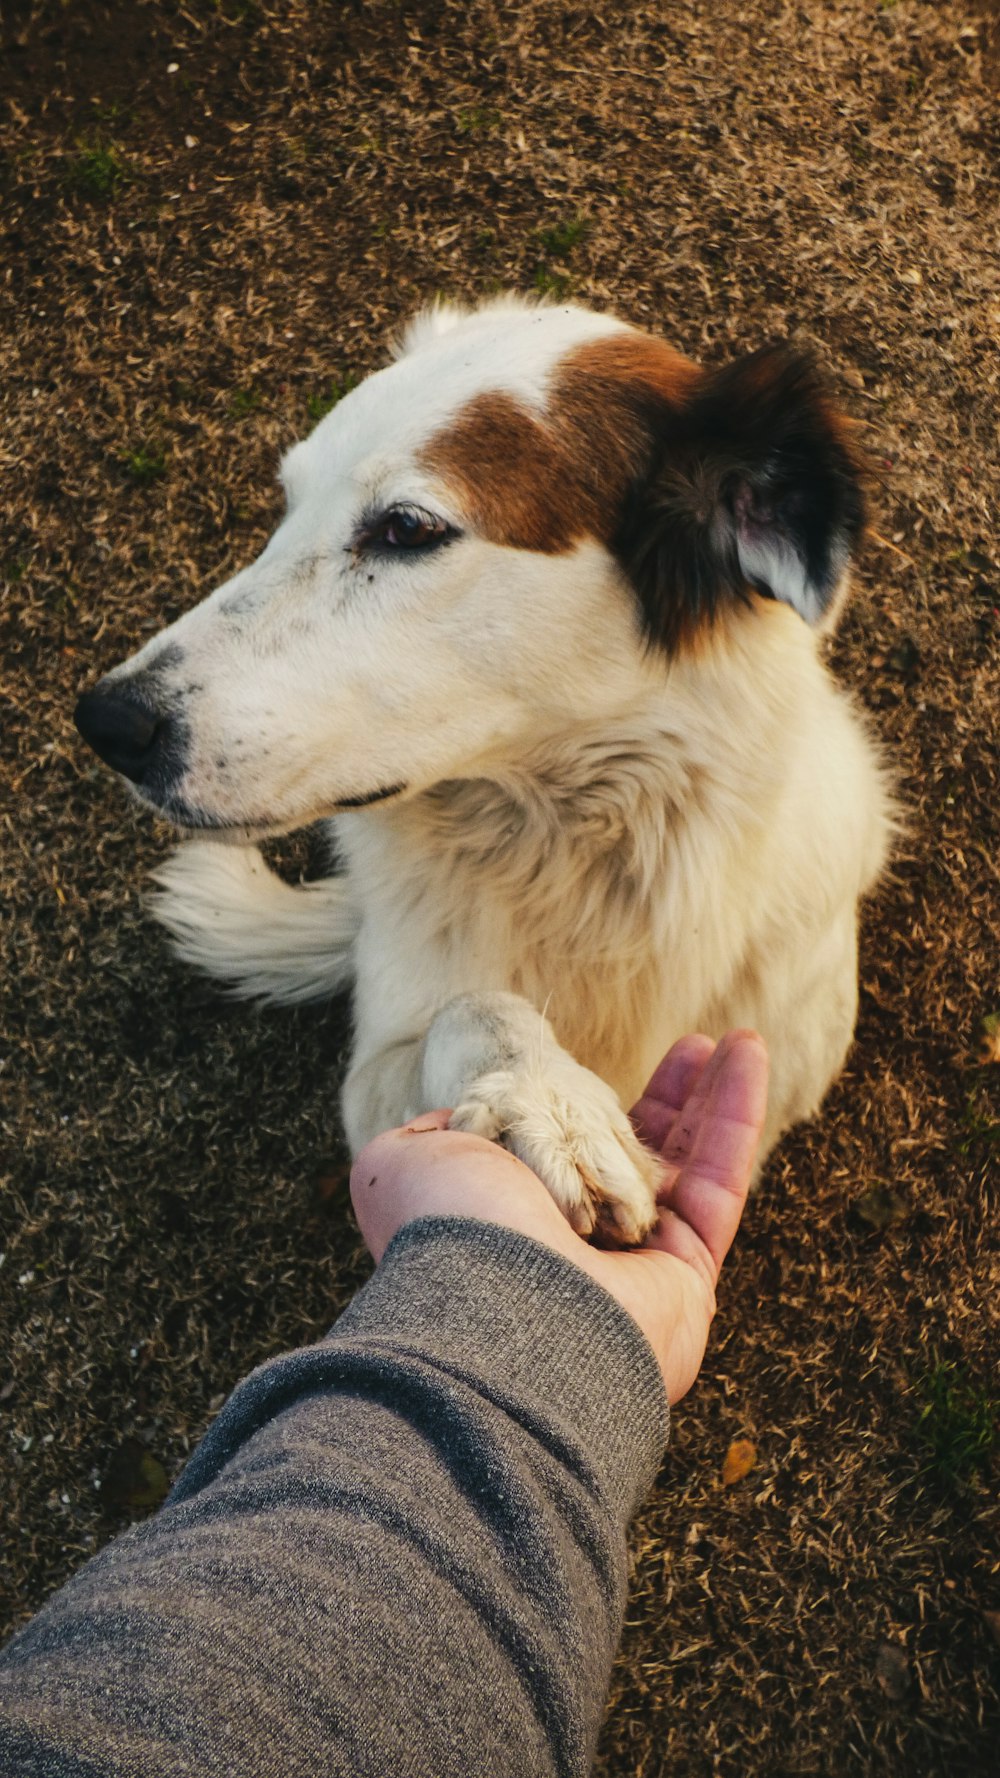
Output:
top-left (0, 1216), bottom-right (669, 1778)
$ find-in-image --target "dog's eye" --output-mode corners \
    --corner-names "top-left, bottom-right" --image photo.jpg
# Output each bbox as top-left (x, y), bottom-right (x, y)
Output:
top-left (362, 506), bottom-right (454, 552)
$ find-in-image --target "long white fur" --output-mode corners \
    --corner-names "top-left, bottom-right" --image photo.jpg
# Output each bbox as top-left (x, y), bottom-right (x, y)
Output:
top-left (151, 844), bottom-right (359, 1004)
top-left (101, 297), bottom-right (891, 1243)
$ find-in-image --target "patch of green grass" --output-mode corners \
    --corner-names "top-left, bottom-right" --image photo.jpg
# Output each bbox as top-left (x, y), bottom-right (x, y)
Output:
top-left (66, 140), bottom-right (129, 200)
top-left (947, 545), bottom-right (994, 575)
top-left (915, 1358), bottom-right (998, 1481)
top-left (533, 266), bottom-right (574, 300)
top-left (4, 555), bottom-right (28, 584)
top-left (209, 0), bottom-right (262, 21)
top-left (957, 1087), bottom-right (1000, 1155)
top-left (531, 213), bottom-right (591, 300)
top-left (121, 446), bottom-right (166, 485)
top-left (278, 134), bottom-right (311, 166)
top-left (537, 215), bottom-right (590, 261)
top-left (229, 386), bottom-right (262, 418)
top-left (306, 373), bottom-right (359, 425)
top-left (90, 100), bottom-right (132, 129)
top-left (455, 104), bottom-right (502, 138)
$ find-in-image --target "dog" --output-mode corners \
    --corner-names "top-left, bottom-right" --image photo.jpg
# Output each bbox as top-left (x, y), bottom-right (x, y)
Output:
top-left (74, 296), bottom-right (892, 1243)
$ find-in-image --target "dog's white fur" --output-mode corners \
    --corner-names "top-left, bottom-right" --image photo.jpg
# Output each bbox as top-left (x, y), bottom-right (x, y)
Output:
top-left (95, 298), bottom-right (892, 1242)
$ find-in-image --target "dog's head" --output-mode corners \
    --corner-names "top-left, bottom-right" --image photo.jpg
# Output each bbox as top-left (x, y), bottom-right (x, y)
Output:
top-left (75, 297), bottom-right (865, 839)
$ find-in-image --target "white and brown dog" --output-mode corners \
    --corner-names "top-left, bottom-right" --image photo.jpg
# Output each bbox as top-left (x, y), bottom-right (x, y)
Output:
top-left (75, 297), bottom-right (892, 1243)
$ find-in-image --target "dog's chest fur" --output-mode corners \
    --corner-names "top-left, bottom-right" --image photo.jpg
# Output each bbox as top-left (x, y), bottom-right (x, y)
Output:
top-left (337, 699), bottom-right (783, 1102)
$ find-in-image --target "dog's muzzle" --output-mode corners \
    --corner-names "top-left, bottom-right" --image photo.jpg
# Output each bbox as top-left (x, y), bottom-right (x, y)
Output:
top-left (74, 678), bottom-right (182, 791)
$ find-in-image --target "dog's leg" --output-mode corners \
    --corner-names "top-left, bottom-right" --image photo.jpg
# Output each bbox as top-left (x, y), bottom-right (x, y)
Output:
top-left (341, 1040), bottom-right (426, 1155)
top-left (150, 842), bottom-right (359, 1004)
top-left (421, 992), bottom-right (664, 1246)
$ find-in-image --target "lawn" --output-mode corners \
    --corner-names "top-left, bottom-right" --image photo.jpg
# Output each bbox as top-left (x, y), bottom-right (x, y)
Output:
top-left (1, 2), bottom-right (998, 1771)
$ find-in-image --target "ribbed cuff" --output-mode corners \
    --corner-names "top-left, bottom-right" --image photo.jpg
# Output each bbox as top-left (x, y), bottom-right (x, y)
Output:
top-left (330, 1216), bottom-right (669, 1522)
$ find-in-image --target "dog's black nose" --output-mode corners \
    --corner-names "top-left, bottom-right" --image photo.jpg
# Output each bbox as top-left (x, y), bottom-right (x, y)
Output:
top-left (74, 684), bottom-right (166, 783)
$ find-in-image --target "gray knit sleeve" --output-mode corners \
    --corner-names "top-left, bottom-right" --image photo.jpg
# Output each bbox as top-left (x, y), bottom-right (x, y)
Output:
top-left (0, 1216), bottom-right (668, 1778)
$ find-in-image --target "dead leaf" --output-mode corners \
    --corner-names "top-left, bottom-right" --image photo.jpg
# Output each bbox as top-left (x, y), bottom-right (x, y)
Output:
top-left (855, 1184), bottom-right (908, 1229)
top-left (887, 636), bottom-right (920, 678)
top-left (315, 1159), bottom-right (349, 1204)
top-left (983, 1610), bottom-right (1000, 1649)
top-left (104, 1439), bottom-right (170, 1516)
top-left (721, 1437), bottom-right (757, 1486)
top-left (979, 1014), bottom-right (1000, 1066)
top-left (875, 1642), bottom-right (910, 1701)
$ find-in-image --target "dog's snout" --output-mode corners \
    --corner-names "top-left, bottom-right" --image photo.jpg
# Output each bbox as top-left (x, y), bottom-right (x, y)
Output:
top-left (74, 682), bottom-right (170, 784)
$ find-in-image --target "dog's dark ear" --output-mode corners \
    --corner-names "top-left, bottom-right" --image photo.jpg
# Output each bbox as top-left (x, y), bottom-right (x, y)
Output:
top-left (613, 346), bottom-right (866, 651)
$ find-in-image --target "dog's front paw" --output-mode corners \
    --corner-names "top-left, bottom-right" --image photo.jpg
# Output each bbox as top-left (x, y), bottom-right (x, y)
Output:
top-left (449, 1062), bottom-right (663, 1247)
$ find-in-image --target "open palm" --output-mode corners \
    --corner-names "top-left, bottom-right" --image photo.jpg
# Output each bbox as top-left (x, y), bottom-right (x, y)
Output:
top-left (351, 1029), bottom-right (769, 1405)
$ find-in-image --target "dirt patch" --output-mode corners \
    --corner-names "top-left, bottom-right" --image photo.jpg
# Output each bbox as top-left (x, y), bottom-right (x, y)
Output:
top-left (2, 2), bottom-right (998, 1772)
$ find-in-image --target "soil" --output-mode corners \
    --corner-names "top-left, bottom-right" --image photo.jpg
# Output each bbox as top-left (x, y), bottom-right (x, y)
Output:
top-left (1, 2), bottom-right (998, 1772)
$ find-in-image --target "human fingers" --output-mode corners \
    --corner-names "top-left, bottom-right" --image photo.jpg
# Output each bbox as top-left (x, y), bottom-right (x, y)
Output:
top-left (647, 1030), bottom-right (769, 1284)
top-left (629, 1033), bottom-right (716, 1153)
top-left (655, 1028), bottom-right (762, 1187)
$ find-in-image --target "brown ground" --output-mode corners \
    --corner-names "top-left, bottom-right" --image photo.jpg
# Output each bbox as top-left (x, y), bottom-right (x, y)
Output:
top-left (1, 1), bottom-right (998, 1771)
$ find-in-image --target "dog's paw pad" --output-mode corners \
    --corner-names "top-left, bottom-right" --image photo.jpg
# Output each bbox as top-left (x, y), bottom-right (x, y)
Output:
top-left (449, 1068), bottom-right (661, 1248)
top-left (448, 1095), bottom-right (505, 1145)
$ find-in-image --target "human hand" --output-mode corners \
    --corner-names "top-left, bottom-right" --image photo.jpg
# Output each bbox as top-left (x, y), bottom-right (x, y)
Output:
top-left (350, 1031), bottom-right (769, 1405)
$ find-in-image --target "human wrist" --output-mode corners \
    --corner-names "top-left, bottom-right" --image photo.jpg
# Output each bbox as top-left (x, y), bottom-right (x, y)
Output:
top-left (333, 1215), bottom-right (669, 1521)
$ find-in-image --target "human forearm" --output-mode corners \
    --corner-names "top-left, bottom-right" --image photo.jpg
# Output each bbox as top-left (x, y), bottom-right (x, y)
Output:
top-left (0, 1217), bottom-right (667, 1778)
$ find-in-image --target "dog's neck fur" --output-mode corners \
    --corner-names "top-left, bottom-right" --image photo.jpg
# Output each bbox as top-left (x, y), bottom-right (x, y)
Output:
top-left (336, 604), bottom-right (813, 1096)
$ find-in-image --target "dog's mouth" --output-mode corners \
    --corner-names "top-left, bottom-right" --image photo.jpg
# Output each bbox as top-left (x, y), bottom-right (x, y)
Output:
top-left (76, 676), bottom-right (411, 831)
top-left (333, 781), bottom-right (408, 811)
top-left (147, 779), bottom-right (409, 839)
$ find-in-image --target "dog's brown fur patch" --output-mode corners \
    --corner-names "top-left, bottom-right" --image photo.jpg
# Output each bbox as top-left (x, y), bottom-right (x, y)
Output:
top-left (550, 332), bottom-right (701, 499)
top-left (419, 389), bottom-right (587, 552)
top-left (420, 328), bottom-right (702, 555)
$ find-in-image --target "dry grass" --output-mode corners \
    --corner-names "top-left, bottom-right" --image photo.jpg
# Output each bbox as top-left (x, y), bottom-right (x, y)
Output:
top-left (1, 1), bottom-right (998, 1771)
